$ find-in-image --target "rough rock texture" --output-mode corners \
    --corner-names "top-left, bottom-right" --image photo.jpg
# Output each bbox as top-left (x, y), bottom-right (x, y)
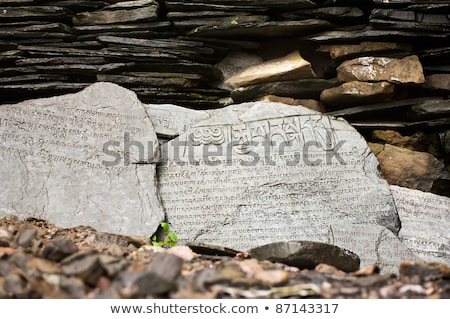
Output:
top-left (158, 101), bottom-right (400, 265)
top-left (337, 55), bottom-right (425, 84)
top-left (391, 185), bottom-right (450, 265)
top-left (1, 216), bottom-right (450, 299)
top-left (320, 81), bottom-right (396, 108)
top-left (376, 144), bottom-right (446, 192)
top-left (0, 82), bottom-right (164, 236)
top-left (224, 50), bottom-right (316, 89)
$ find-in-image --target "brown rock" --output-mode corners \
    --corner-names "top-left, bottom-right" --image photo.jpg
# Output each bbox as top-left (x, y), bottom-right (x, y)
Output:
top-left (337, 55), bottom-right (425, 84)
top-left (319, 42), bottom-right (412, 60)
top-left (224, 50), bottom-right (316, 89)
top-left (41, 239), bottom-right (78, 262)
top-left (320, 81), bottom-right (395, 108)
top-left (371, 130), bottom-right (430, 152)
top-left (399, 260), bottom-right (450, 284)
top-left (16, 227), bottom-right (37, 248)
top-left (258, 95), bottom-right (325, 112)
top-left (376, 144), bottom-right (446, 192)
top-left (423, 74), bottom-right (450, 91)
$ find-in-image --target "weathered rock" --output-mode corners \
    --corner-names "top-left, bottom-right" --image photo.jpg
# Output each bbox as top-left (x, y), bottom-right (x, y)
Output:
top-left (399, 260), bottom-right (450, 284)
top-left (136, 253), bottom-right (183, 295)
top-left (72, 0), bottom-right (159, 26)
top-left (61, 252), bottom-right (103, 286)
top-left (408, 99), bottom-right (450, 120)
top-left (214, 50), bottom-right (263, 85)
top-left (320, 81), bottom-right (396, 108)
top-left (327, 224), bottom-right (417, 275)
top-left (371, 130), bottom-right (430, 152)
top-left (16, 227), bottom-right (37, 248)
top-left (157, 101), bottom-right (400, 255)
top-left (231, 79), bottom-right (340, 103)
top-left (376, 144), bottom-right (446, 192)
top-left (0, 82), bottom-right (164, 237)
top-left (282, 7), bottom-right (365, 23)
top-left (224, 50), bottom-right (316, 89)
top-left (391, 185), bottom-right (450, 265)
top-left (337, 55), bottom-right (425, 84)
top-left (423, 74), bottom-right (450, 91)
top-left (41, 239), bottom-right (78, 262)
top-left (319, 42), bottom-right (412, 60)
top-left (145, 104), bottom-right (210, 138)
top-left (189, 19), bottom-right (332, 39)
top-left (248, 241), bottom-right (360, 272)
top-left (258, 95), bottom-right (325, 113)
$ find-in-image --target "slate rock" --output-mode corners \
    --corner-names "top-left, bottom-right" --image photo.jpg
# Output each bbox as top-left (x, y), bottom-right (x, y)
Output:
top-left (157, 101), bottom-right (400, 255)
top-left (231, 79), bottom-right (340, 102)
top-left (337, 55), bottom-right (425, 84)
top-left (320, 81), bottom-right (396, 108)
top-left (391, 185), bottom-right (450, 265)
top-left (423, 74), bottom-right (450, 91)
top-left (189, 19), bottom-right (332, 39)
top-left (408, 99), bottom-right (450, 120)
top-left (225, 50), bottom-right (316, 89)
top-left (248, 241), bottom-right (360, 272)
top-left (16, 227), bottom-right (37, 248)
top-left (72, 0), bottom-right (159, 26)
top-left (136, 253), bottom-right (183, 295)
top-left (0, 82), bottom-right (164, 237)
top-left (61, 252), bottom-right (103, 286)
top-left (41, 239), bottom-right (78, 262)
top-left (319, 42), bottom-right (412, 60)
top-left (258, 95), bottom-right (326, 113)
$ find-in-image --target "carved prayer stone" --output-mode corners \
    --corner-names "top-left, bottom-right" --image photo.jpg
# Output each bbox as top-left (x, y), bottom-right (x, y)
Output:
top-left (391, 185), bottom-right (450, 265)
top-left (328, 223), bottom-right (418, 275)
top-left (145, 104), bottom-right (210, 138)
top-left (0, 82), bottom-right (164, 236)
top-left (157, 101), bottom-right (401, 258)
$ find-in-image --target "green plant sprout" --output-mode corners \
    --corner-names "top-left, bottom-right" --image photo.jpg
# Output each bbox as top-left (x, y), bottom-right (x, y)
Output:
top-left (151, 222), bottom-right (178, 248)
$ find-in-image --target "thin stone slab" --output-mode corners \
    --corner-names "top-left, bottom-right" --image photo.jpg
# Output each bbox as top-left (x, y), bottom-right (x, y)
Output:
top-left (231, 79), bottom-right (340, 103)
top-left (189, 19), bottom-right (332, 39)
top-left (0, 82), bottom-right (164, 236)
top-left (72, 0), bottom-right (159, 26)
top-left (320, 81), bottom-right (396, 108)
top-left (224, 50), bottom-right (316, 89)
top-left (391, 185), bottom-right (450, 265)
top-left (157, 101), bottom-right (400, 254)
top-left (319, 42), bottom-right (412, 60)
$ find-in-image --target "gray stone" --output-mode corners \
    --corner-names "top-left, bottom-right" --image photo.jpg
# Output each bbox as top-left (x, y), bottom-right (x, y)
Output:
top-left (0, 82), bottom-right (164, 237)
top-left (157, 101), bottom-right (400, 257)
top-left (391, 185), bottom-right (450, 265)
top-left (328, 223), bottom-right (418, 275)
top-left (214, 50), bottom-right (264, 85)
top-left (145, 104), bottom-right (210, 138)
top-left (248, 241), bottom-right (361, 272)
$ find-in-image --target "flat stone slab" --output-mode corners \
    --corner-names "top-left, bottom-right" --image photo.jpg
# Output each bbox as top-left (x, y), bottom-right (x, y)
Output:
top-left (157, 101), bottom-right (400, 256)
top-left (0, 82), bottom-right (164, 236)
top-left (224, 50), bottom-right (316, 89)
top-left (391, 185), bottom-right (450, 265)
top-left (248, 240), bottom-right (361, 272)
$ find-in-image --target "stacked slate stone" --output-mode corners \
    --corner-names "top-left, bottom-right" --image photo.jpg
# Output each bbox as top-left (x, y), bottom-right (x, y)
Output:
top-left (0, 0), bottom-right (230, 108)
